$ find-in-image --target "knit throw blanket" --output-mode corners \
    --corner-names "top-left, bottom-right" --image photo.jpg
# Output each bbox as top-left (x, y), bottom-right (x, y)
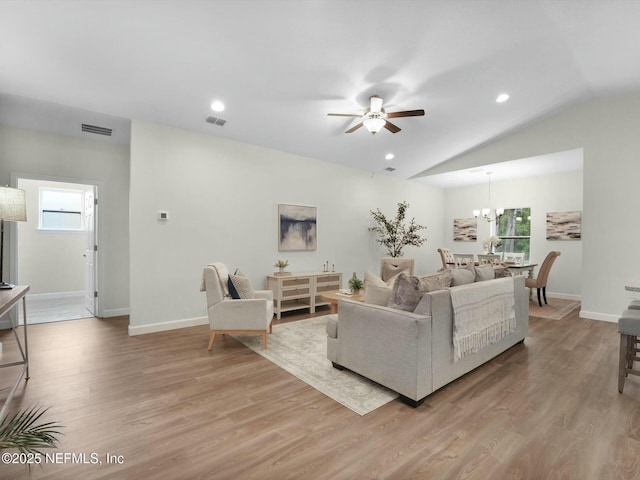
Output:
top-left (450, 277), bottom-right (516, 362)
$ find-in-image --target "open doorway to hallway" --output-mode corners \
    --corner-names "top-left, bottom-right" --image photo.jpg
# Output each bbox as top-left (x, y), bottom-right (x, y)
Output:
top-left (16, 177), bottom-right (98, 324)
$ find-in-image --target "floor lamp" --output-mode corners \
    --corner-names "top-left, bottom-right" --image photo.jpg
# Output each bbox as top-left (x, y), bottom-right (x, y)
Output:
top-left (0, 186), bottom-right (27, 289)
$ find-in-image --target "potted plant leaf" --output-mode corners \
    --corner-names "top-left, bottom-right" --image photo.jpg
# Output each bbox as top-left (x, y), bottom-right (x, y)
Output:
top-left (0, 406), bottom-right (63, 461)
top-left (348, 272), bottom-right (364, 295)
top-left (370, 201), bottom-right (427, 257)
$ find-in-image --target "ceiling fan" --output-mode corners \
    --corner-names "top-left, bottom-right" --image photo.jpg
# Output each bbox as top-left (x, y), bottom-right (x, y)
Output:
top-left (328, 95), bottom-right (425, 135)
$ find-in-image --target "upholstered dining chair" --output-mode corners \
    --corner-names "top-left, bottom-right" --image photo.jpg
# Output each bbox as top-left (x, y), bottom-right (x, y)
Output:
top-left (525, 251), bottom-right (561, 307)
top-left (437, 248), bottom-right (456, 269)
top-left (380, 257), bottom-right (415, 282)
top-left (200, 263), bottom-right (274, 350)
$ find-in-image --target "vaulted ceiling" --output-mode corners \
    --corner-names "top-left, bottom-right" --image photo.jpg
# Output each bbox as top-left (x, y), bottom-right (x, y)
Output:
top-left (1, 1), bottom-right (638, 182)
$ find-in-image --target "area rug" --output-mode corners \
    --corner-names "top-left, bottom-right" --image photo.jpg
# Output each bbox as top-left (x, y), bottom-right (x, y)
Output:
top-left (529, 298), bottom-right (581, 320)
top-left (232, 316), bottom-right (398, 415)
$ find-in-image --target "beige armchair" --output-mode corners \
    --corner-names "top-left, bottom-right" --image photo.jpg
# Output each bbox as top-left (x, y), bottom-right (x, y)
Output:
top-left (380, 257), bottom-right (415, 282)
top-left (201, 263), bottom-right (274, 350)
top-left (525, 251), bottom-right (561, 307)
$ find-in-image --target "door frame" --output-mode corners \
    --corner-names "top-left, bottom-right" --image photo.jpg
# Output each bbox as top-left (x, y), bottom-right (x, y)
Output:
top-left (11, 172), bottom-right (104, 318)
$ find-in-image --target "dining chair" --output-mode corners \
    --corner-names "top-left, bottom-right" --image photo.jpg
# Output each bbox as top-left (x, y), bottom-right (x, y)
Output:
top-left (477, 253), bottom-right (501, 265)
top-left (453, 253), bottom-right (475, 268)
top-left (525, 251), bottom-right (561, 307)
top-left (503, 252), bottom-right (525, 265)
top-left (437, 248), bottom-right (456, 269)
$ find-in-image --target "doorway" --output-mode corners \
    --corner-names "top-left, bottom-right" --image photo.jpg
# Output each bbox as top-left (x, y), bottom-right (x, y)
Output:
top-left (16, 177), bottom-right (99, 324)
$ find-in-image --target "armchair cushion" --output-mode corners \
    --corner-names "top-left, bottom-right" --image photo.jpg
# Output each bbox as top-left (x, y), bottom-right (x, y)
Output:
top-left (229, 273), bottom-right (255, 299)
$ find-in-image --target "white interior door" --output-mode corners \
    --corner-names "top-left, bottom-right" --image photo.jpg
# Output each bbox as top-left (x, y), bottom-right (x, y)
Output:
top-left (84, 187), bottom-right (97, 316)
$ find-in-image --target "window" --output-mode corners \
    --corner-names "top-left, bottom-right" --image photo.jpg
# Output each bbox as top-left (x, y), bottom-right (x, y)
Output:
top-left (496, 207), bottom-right (531, 261)
top-left (40, 188), bottom-right (83, 231)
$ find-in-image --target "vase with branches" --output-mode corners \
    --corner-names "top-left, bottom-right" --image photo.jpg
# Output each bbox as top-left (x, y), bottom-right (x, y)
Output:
top-left (369, 201), bottom-right (427, 257)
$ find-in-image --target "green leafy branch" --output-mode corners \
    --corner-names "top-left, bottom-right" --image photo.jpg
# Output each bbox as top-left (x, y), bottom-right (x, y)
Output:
top-left (369, 201), bottom-right (427, 257)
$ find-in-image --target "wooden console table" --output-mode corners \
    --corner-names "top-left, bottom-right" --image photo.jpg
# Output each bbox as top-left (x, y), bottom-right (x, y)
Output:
top-left (266, 272), bottom-right (342, 319)
top-left (0, 285), bottom-right (30, 421)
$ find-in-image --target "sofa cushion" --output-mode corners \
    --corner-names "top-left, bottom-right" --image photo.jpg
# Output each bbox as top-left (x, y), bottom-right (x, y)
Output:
top-left (451, 268), bottom-right (475, 286)
top-left (228, 273), bottom-right (255, 299)
top-left (474, 264), bottom-right (496, 282)
top-left (364, 271), bottom-right (400, 306)
top-left (388, 273), bottom-right (423, 311)
top-left (493, 266), bottom-right (512, 278)
top-left (420, 270), bottom-right (452, 292)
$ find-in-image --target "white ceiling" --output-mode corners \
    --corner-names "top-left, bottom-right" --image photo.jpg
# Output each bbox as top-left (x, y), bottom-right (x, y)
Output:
top-left (0, 1), bottom-right (638, 181)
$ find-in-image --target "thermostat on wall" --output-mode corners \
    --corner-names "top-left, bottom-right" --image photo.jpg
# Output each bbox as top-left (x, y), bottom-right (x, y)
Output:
top-left (157, 211), bottom-right (169, 221)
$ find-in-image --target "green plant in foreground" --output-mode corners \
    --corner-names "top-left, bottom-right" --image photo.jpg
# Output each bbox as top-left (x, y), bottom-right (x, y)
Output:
top-left (0, 406), bottom-right (63, 454)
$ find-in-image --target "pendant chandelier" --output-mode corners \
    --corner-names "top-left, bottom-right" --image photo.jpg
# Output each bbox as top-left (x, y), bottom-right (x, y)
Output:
top-left (473, 172), bottom-right (503, 223)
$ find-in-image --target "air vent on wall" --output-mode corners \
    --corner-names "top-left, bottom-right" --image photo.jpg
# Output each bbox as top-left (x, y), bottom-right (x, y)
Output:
top-left (81, 123), bottom-right (113, 136)
top-left (206, 116), bottom-right (226, 127)
top-left (385, 167), bottom-right (396, 172)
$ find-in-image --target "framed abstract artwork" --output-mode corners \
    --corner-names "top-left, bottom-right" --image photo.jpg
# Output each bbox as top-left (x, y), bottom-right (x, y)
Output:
top-left (546, 211), bottom-right (581, 240)
top-left (278, 204), bottom-right (317, 251)
top-left (453, 218), bottom-right (477, 241)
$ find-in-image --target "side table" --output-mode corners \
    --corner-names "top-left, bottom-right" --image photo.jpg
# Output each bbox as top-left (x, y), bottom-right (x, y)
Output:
top-left (0, 285), bottom-right (30, 421)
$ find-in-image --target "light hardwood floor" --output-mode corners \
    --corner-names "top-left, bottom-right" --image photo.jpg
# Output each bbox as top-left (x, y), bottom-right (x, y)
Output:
top-left (1, 306), bottom-right (640, 479)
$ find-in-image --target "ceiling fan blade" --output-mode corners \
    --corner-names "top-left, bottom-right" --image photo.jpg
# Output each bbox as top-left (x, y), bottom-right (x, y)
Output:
top-left (327, 113), bottom-right (362, 117)
top-left (370, 95), bottom-right (383, 113)
top-left (386, 109), bottom-right (425, 118)
top-left (384, 121), bottom-right (401, 133)
top-left (345, 122), bottom-right (364, 133)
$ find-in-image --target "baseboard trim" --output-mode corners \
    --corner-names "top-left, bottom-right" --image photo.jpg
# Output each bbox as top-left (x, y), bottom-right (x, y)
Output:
top-left (546, 292), bottom-right (581, 301)
top-left (102, 308), bottom-right (130, 318)
top-left (27, 291), bottom-right (84, 300)
top-left (580, 310), bottom-right (618, 323)
top-left (128, 316), bottom-right (208, 336)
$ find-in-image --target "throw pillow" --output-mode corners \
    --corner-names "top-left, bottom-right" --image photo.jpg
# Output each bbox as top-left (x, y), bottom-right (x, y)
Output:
top-left (387, 273), bottom-right (424, 312)
top-left (363, 271), bottom-right (401, 306)
top-left (450, 268), bottom-right (475, 286)
top-left (419, 270), bottom-right (452, 292)
top-left (474, 264), bottom-right (496, 282)
top-left (228, 272), bottom-right (255, 299)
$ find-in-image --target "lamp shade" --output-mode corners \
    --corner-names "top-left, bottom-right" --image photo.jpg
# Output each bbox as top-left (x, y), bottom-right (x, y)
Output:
top-left (363, 117), bottom-right (386, 134)
top-left (0, 186), bottom-right (27, 222)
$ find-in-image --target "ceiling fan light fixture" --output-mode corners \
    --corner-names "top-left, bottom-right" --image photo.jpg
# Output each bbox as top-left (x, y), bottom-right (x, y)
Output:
top-left (363, 116), bottom-right (386, 134)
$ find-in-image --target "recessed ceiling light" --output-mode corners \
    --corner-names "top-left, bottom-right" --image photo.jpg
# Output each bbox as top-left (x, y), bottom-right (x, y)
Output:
top-left (210, 100), bottom-right (225, 112)
top-left (385, 153), bottom-right (395, 161)
top-left (496, 93), bottom-right (510, 103)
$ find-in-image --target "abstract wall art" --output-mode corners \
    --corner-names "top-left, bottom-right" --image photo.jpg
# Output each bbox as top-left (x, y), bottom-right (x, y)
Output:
top-left (278, 204), bottom-right (317, 251)
top-left (546, 211), bottom-right (581, 240)
top-left (453, 218), bottom-right (478, 241)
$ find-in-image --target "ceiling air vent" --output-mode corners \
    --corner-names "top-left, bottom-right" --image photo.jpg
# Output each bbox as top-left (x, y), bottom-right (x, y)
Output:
top-left (206, 116), bottom-right (226, 127)
top-left (81, 123), bottom-right (113, 136)
top-left (385, 167), bottom-right (396, 172)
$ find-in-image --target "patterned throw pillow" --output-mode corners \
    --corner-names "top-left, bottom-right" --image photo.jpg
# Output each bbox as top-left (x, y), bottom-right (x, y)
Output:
top-left (387, 273), bottom-right (424, 312)
top-left (228, 272), bottom-right (255, 299)
top-left (419, 270), bottom-right (452, 292)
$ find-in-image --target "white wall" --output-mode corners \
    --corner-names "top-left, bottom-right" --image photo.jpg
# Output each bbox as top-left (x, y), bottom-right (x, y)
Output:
top-left (442, 170), bottom-right (583, 298)
top-left (129, 119), bottom-right (444, 334)
top-left (17, 178), bottom-right (87, 295)
top-left (0, 124), bottom-right (130, 317)
top-left (428, 92), bottom-right (640, 322)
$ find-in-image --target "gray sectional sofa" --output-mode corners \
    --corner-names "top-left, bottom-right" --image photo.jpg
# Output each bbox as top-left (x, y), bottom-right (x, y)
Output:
top-left (326, 275), bottom-right (529, 406)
